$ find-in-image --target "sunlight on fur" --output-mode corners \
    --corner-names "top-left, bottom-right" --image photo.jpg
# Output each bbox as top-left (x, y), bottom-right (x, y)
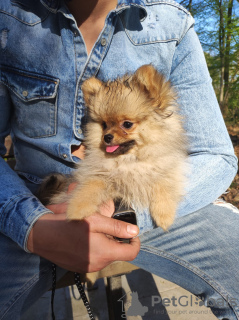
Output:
top-left (38, 64), bottom-right (188, 231)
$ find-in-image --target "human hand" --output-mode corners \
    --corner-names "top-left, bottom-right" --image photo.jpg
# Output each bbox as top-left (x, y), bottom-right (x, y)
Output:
top-left (27, 200), bottom-right (140, 273)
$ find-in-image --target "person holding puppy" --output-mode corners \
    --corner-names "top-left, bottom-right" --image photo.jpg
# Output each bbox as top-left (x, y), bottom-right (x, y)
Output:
top-left (0, 0), bottom-right (238, 319)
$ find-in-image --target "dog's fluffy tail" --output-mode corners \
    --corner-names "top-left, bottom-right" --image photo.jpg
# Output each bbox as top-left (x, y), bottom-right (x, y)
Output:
top-left (37, 173), bottom-right (70, 206)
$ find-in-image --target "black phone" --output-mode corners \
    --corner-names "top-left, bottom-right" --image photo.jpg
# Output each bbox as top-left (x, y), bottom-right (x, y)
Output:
top-left (112, 200), bottom-right (137, 242)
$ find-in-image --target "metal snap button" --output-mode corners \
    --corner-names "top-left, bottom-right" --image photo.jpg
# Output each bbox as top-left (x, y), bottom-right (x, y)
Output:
top-left (77, 128), bottom-right (82, 134)
top-left (22, 90), bottom-right (28, 97)
top-left (62, 154), bottom-right (67, 159)
top-left (101, 38), bottom-right (107, 46)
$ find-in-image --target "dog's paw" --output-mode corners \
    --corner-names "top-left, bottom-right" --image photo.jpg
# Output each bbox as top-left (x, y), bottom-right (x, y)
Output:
top-left (150, 199), bottom-right (176, 231)
top-left (153, 213), bottom-right (175, 231)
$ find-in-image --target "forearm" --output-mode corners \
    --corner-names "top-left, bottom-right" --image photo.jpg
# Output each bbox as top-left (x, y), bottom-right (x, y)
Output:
top-left (177, 153), bottom-right (237, 217)
top-left (169, 26), bottom-right (237, 215)
top-left (0, 157), bottom-right (52, 251)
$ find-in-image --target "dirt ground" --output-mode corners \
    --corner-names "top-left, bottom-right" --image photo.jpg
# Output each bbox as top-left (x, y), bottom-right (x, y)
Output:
top-left (221, 125), bottom-right (239, 208)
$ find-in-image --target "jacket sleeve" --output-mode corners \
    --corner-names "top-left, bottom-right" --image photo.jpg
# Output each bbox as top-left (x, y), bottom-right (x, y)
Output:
top-left (170, 22), bottom-right (238, 217)
top-left (0, 84), bottom-right (52, 252)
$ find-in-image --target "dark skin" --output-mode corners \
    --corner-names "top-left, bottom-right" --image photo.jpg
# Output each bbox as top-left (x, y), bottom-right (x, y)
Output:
top-left (66, 0), bottom-right (117, 55)
top-left (27, 200), bottom-right (140, 273)
top-left (27, 0), bottom-right (140, 273)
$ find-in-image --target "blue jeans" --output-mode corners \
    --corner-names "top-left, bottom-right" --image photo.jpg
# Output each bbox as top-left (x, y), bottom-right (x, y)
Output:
top-left (0, 201), bottom-right (239, 320)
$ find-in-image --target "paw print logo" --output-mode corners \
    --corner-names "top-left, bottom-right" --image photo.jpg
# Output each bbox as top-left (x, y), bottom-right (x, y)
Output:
top-left (195, 296), bottom-right (205, 307)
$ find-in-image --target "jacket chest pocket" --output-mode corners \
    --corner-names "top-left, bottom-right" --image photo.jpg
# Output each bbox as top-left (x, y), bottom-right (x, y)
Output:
top-left (0, 67), bottom-right (59, 139)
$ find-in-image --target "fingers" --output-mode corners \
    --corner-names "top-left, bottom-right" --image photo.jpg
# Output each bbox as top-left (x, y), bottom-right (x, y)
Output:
top-left (107, 236), bottom-right (141, 262)
top-left (46, 202), bottom-right (68, 214)
top-left (28, 211), bottom-right (140, 273)
top-left (67, 182), bottom-right (77, 194)
top-left (71, 144), bottom-right (86, 159)
top-left (87, 212), bottom-right (139, 239)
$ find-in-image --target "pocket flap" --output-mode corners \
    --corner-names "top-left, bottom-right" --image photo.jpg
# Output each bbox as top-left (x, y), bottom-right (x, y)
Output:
top-left (0, 66), bottom-right (59, 101)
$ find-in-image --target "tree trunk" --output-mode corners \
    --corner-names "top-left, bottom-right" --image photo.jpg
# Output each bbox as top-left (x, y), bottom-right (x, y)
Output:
top-left (223, 0), bottom-right (234, 117)
top-left (218, 0), bottom-right (226, 114)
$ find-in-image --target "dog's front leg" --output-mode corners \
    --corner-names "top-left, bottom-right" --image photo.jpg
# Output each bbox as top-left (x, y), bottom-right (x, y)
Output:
top-left (66, 178), bottom-right (109, 220)
top-left (149, 182), bottom-right (177, 231)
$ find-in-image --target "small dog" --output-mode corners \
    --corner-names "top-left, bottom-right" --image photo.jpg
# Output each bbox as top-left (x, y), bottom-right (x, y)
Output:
top-left (38, 65), bottom-right (187, 230)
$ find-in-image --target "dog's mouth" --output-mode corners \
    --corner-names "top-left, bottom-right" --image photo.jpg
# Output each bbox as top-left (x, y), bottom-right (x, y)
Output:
top-left (105, 140), bottom-right (136, 155)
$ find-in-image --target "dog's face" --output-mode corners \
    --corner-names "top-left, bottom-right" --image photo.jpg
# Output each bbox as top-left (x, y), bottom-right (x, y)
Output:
top-left (82, 65), bottom-right (177, 156)
top-left (99, 117), bottom-right (137, 155)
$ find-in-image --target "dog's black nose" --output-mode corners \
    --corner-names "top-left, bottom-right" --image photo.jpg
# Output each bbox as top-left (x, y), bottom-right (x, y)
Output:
top-left (104, 134), bottom-right (114, 144)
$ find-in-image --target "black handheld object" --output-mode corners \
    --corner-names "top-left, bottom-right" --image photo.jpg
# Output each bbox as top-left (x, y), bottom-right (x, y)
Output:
top-left (112, 200), bottom-right (137, 242)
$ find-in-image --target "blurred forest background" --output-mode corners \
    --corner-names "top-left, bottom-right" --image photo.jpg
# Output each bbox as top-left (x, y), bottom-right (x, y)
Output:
top-left (179, 0), bottom-right (239, 204)
top-left (179, 0), bottom-right (239, 123)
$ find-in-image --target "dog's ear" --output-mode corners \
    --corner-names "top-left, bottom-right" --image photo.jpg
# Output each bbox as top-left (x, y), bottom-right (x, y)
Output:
top-left (131, 65), bottom-right (176, 112)
top-left (82, 77), bottom-right (102, 108)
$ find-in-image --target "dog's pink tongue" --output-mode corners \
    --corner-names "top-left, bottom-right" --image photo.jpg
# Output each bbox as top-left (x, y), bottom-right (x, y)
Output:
top-left (106, 145), bottom-right (120, 153)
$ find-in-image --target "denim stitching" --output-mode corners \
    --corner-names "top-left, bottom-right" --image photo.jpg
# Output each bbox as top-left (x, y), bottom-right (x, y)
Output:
top-left (0, 194), bottom-right (34, 217)
top-left (1, 69), bottom-right (59, 85)
top-left (146, 0), bottom-right (190, 15)
top-left (119, 14), bottom-right (180, 46)
top-left (0, 67), bottom-right (59, 138)
top-left (24, 210), bottom-right (53, 253)
top-left (0, 267), bottom-right (50, 320)
top-left (0, 10), bottom-right (50, 26)
top-left (0, 81), bottom-right (57, 102)
top-left (140, 245), bottom-right (239, 318)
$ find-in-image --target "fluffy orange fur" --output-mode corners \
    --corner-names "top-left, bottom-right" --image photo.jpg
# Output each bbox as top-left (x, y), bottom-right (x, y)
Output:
top-left (46, 65), bottom-right (187, 230)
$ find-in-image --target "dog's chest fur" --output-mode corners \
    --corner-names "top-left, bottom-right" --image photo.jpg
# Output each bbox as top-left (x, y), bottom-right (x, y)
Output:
top-left (75, 152), bottom-right (162, 210)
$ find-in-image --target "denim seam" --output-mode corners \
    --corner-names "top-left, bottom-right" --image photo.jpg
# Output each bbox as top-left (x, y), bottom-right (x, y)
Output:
top-left (0, 266), bottom-right (50, 320)
top-left (40, 0), bottom-right (58, 14)
top-left (0, 10), bottom-right (50, 26)
top-left (0, 66), bottom-right (59, 85)
top-left (178, 14), bottom-right (194, 44)
top-left (11, 99), bottom-right (56, 138)
top-left (94, 24), bottom-right (115, 77)
top-left (0, 194), bottom-right (52, 250)
top-left (23, 210), bottom-right (53, 253)
top-left (0, 80), bottom-right (57, 101)
top-left (140, 245), bottom-right (239, 318)
top-left (116, 4), bottom-right (147, 22)
top-left (0, 68), bottom-right (59, 100)
top-left (119, 14), bottom-right (180, 46)
top-left (145, 0), bottom-right (190, 15)
top-left (0, 193), bottom-right (34, 218)
top-left (0, 85), bottom-right (58, 133)
top-left (0, 77), bottom-right (58, 138)
top-left (72, 36), bottom-right (92, 140)
top-left (72, 34), bottom-right (78, 139)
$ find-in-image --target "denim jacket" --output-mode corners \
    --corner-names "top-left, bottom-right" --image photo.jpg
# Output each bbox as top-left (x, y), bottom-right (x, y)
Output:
top-left (0, 0), bottom-right (237, 251)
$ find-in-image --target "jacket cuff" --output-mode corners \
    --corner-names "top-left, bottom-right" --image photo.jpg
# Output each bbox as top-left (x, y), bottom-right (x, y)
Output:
top-left (0, 194), bottom-right (53, 251)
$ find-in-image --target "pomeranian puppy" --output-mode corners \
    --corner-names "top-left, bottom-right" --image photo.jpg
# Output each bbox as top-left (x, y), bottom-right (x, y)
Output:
top-left (38, 64), bottom-right (187, 230)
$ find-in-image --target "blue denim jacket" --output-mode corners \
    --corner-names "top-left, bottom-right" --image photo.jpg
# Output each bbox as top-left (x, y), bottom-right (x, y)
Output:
top-left (0, 0), bottom-right (237, 251)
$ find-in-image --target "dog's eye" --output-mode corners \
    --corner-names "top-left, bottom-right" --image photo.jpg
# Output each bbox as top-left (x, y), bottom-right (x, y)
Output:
top-left (122, 121), bottom-right (133, 129)
top-left (102, 122), bottom-right (107, 130)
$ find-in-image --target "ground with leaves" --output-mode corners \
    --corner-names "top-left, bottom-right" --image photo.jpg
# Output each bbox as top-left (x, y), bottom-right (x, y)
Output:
top-left (221, 126), bottom-right (239, 208)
